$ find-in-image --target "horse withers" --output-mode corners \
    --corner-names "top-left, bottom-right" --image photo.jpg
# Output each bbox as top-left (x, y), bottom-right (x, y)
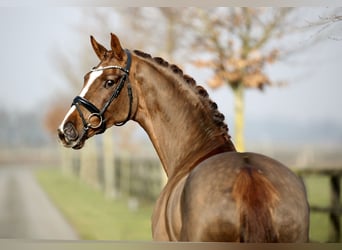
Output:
top-left (57, 33), bottom-right (309, 242)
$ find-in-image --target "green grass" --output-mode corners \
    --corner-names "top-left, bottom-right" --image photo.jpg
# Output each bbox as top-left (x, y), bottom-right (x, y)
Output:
top-left (35, 168), bottom-right (153, 240)
top-left (36, 168), bottom-right (341, 242)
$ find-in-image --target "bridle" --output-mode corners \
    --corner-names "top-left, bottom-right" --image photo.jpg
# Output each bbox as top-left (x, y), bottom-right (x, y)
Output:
top-left (71, 49), bottom-right (133, 146)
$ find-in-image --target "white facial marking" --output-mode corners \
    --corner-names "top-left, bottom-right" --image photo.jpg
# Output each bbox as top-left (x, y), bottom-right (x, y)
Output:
top-left (59, 106), bottom-right (76, 131)
top-left (59, 70), bottom-right (103, 131)
top-left (79, 70), bottom-right (103, 97)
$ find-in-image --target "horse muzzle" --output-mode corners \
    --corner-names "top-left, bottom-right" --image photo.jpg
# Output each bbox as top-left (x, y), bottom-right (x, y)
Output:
top-left (57, 122), bottom-right (84, 149)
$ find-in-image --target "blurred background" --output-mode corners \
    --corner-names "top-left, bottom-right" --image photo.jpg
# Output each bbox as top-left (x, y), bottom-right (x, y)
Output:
top-left (0, 7), bottom-right (341, 242)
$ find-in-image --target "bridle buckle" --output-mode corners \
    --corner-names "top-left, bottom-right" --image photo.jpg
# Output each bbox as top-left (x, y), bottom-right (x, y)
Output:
top-left (87, 113), bottom-right (103, 129)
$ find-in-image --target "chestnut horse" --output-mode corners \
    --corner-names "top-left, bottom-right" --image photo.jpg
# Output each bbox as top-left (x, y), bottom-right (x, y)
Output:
top-left (57, 33), bottom-right (309, 242)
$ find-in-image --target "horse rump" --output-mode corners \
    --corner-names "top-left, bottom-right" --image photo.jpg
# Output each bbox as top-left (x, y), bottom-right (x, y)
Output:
top-left (232, 164), bottom-right (280, 242)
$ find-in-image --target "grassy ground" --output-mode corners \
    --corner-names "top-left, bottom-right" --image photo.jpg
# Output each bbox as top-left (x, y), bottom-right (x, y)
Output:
top-left (35, 168), bottom-right (153, 240)
top-left (36, 168), bottom-right (341, 242)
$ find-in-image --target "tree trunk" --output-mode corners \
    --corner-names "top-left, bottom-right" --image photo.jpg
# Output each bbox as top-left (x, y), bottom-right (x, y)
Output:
top-left (233, 83), bottom-right (245, 152)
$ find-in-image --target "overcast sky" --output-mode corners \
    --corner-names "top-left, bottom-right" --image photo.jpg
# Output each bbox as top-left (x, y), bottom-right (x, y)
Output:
top-left (0, 7), bottom-right (341, 130)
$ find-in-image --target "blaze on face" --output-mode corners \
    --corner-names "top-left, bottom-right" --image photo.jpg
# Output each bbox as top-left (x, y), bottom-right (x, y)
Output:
top-left (57, 33), bottom-right (133, 149)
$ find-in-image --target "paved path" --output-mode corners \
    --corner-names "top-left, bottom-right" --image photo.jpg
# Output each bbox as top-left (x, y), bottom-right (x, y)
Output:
top-left (0, 166), bottom-right (78, 239)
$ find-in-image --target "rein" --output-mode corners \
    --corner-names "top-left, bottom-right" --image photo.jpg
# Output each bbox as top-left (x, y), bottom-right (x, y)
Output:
top-left (71, 49), bottom-right (133, 147)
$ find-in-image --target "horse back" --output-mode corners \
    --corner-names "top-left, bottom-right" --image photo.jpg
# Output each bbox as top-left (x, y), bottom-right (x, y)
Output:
top-left (180, 151), bottom-right (309, 242)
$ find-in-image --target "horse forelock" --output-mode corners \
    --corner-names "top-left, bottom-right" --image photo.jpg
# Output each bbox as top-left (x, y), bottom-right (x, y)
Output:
top-left (133, 50), bottom-right (231, 141)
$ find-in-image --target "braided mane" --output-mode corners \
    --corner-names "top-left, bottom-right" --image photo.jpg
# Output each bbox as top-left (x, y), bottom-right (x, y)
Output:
top-left (133, 50), bottom-right (232, 141)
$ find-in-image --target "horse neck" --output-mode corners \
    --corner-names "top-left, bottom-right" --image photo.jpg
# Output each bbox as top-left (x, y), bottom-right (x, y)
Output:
top-left (132, 55), bottom-right (236, 178)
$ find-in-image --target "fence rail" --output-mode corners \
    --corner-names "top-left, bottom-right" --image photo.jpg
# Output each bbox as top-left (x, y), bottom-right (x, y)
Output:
top-left (113, 157), bottom-right (166, 202)
top-left (61, 144), bottom-right (166, 203)
top-left (298, 168), bottom-right (342, 242)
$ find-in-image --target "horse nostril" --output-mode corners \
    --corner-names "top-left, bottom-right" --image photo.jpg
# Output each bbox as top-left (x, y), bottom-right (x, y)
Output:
top-left (63, 122), bottom-right (79, 141)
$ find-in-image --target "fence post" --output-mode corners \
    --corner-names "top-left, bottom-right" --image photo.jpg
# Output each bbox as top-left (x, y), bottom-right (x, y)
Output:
top-left (329, 174), bottom-right (341, 242)
top-left (103, 130), bottom-right (117, 198)
top-left (120, 153), bottom-right (131, 198)
top-left (60, 146), bottom-right (72, 176)
top-left (79, 139), bottom-right (99, 189)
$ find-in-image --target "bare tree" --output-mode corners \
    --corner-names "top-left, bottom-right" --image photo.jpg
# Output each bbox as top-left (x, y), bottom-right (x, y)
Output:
top-left (306, 7), bottom-right (342, 41)
top-left (188, 7), bottom-right (319, 151)
top-left (116, 7), bottom-right (191, 62)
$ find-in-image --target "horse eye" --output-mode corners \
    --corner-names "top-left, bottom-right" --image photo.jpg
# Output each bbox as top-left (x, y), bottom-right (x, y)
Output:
top-left (104, 80), bottom-right (115, 88)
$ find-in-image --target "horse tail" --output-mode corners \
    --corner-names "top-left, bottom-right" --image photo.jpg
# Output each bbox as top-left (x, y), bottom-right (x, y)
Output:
top-left (232, 162), bottom-right (280, 242)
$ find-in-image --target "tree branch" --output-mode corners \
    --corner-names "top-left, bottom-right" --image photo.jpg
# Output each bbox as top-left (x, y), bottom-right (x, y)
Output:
top-left (252, 8), bottom-right (293, 51)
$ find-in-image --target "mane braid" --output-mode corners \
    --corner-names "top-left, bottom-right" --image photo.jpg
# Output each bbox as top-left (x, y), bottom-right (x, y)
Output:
top-left (133, 50), bottom-right (231, 140)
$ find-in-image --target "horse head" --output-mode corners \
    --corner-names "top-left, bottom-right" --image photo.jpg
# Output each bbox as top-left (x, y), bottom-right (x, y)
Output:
top-left (58, 33), bottom-right (136, 149)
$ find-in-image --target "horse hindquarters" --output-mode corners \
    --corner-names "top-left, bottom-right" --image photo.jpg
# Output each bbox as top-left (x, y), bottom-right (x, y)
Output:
top-left (179, 152), bottom-right (309, 242)
top-left (180, 162), bottom-right (280, 242)
top-left (232, 166), bottom-right (280, 242)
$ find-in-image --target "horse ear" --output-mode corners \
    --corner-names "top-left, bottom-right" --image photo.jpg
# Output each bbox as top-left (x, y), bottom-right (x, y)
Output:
top-left (90, 35), bottom-right (108, 60)
top-left (110, 33), bottom-right (124, 60)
